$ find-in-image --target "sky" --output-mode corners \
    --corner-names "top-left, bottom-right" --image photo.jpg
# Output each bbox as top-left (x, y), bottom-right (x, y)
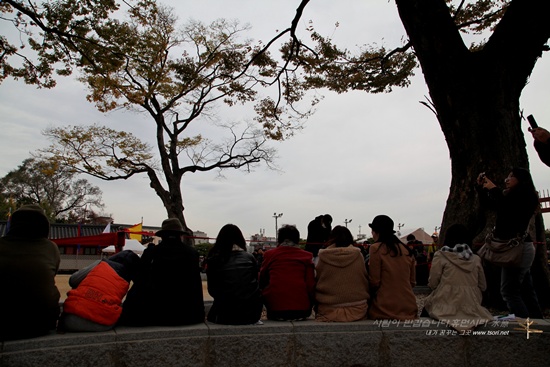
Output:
top-left (1, 0), bottom-right (549, 241)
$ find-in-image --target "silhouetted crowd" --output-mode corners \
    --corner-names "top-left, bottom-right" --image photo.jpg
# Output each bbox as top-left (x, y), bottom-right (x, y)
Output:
top-left (1, 165), bottom-right (544, 342)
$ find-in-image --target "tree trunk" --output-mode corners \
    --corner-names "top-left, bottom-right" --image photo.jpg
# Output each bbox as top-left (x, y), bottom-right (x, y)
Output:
top-left (147, 170), bottom-right (195, 246)
top-left (396, 0), bottom-right (550, 310)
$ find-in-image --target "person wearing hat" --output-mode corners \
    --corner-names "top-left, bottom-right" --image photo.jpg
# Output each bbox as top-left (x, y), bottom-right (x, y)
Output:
top-left (0, 204), bottom-right (61, 341)
top-left (367, 215), bottom-right (418, 320)
top-left (119, 218), bottom-right (205, 326)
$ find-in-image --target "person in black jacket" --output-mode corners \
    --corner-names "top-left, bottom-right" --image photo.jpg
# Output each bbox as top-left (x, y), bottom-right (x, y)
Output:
top-left (206, 224), bottom-right (263, 325)
top-left (119, 218), bottom-right (205, 326)
top-left (305, 214), bottom-right (332, 262)
top-left (476, 168), bottom-right (542, 318)
top-left (0, 204), bottom-right (60, 341)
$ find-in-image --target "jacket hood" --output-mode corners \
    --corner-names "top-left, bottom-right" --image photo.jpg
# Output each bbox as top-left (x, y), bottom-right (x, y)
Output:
top-left (7, 204), bottom-right (50, 238)
top-left (439, 251), bottom-right (476, 272)
top-left (318, 245), bottom-right (361, 268)
top-left (106, 249), bottom-right (141, 282)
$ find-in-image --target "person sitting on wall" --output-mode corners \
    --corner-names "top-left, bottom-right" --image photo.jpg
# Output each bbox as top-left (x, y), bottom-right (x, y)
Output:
top-left (206, 224), bottom-right (263, 325)
top-left (367, 215), bottom-right (418, 321)
top-left (58, 250), bottom-right (140, 332)
top-left (315, 226), bottom-right (369, 322)
top-left (119, 218), bottom-right (205, 326)
top-left (421, 224), bottom-right (493, 331)
top-left (260, 225), bottom-right (315, 321)
top-left (0, 204), bottom-right (61, 341)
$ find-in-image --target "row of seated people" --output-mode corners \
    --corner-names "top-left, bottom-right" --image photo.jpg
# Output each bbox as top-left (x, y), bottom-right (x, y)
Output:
top-left (0, 206), bottom-right (492, 341)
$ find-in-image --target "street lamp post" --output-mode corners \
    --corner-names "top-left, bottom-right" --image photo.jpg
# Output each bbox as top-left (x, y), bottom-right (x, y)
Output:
top-left (273, 212), bottom-right (283, 242)
top-left (344, 218), bottom-right (352, 228)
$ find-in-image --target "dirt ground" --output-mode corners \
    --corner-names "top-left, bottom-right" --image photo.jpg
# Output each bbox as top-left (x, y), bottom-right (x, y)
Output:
top-left (55, 275), bottom-right (213, 302)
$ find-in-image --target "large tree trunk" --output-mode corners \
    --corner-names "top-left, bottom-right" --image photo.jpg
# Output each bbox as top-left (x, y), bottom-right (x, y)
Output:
top-left (396, 0), bottom-right (550, 309)
top-left (147, 169), bottom-right (195, 245)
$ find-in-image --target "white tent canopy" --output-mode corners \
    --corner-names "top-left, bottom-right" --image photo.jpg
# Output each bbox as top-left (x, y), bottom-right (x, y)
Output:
top-left (102, 239), bottom-right (145, 255)
top-left (399, 228), bottom-right (434, 244)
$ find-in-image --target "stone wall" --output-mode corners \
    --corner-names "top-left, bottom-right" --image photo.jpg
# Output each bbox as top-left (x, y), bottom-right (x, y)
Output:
top-left (1, 318), bottom-right (549, 367)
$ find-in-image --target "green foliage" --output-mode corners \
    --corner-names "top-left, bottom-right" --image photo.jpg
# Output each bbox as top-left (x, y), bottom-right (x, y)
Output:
top-left (194, 242), bottom-right (213, 258)
top-left (284, 1), bottom-right (511, 95)
top-left (447, 0), bottom-right (509, 35)
top-left (43, 124), bottom-right (154, 180)
top-left (1, 0), bottom-right (310, 139)
top-left (0, 157), bottom-right (105, 222)
top-left (14, 1), bottom-right (287, 228)
top-left (0, 0), bottom-right (122, 88)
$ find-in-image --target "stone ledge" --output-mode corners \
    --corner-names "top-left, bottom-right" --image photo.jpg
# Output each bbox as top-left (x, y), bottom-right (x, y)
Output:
top-left (1, 318), bottom-right (549, 367)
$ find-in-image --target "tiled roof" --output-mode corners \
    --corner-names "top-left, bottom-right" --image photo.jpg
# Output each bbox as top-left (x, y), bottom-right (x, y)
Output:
top-left (0, 221), bottom-right (160, 239)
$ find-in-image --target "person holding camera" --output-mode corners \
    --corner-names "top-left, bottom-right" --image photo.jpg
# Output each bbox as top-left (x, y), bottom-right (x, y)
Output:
top-left (476, 168), bottom-right (542, 318)
top-left (529, 126), bottom-right (550, 167)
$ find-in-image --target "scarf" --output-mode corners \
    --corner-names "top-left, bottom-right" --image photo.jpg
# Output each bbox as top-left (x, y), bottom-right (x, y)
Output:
top-left (440, 243), bottom-right (473, 260)
top-left (279, 240), bottom-right (299, 247)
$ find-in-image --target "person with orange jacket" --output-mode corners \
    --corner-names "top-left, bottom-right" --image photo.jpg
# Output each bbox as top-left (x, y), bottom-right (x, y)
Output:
top-left (58, 250), bottom-right (140, 332)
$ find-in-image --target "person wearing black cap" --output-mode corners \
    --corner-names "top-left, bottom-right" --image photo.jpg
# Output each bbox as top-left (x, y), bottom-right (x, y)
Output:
top-left (367, 215), bottom-right (418, 320)
top-left (0, 204), bottom-right (61, 341)
top-left (119, 218), bottom-right (205, 326)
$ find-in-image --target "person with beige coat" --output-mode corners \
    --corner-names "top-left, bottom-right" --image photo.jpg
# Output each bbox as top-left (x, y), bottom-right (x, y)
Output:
top-left (315, 226), bottom-right (369, 322)
top-left (367, 215), bottom-right (418, 320)
top-left (423, 224), bottom-right (493, 331)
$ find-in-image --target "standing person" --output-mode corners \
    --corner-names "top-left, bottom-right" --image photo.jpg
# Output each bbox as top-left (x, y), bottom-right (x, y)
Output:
top-left (529, 126), bottom-right (550, 167)
top-left (119, 218), bottom-right (205, 326)
top-left (422, 224), bottom-right (493, 331)
top-left (367, 215), bottom-right (418, 320)
top-left (254, 248), bottom-right (265, 270)
top-left (59, 250), bottom-right (140, 332)
top-left (0, 204), bottom-right (61, 341)
top-left (315, 226), bottom-right (369, 322)
top-left (260, 225), bottom-right (315, 321)
top-left (477, 168), bottom-right (543, 318)
top-left (406, 234), bottom-right (428, 285)
top-left (206, 224), bottom-right (262, 325)
top-left (305, 214), bottom-right (332, 262)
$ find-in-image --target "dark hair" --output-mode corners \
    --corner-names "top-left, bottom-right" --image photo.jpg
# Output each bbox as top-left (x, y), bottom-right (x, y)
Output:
top-left (323, 214), bottom-right (333, 226)
top-left (326, 225), bottom-right (354, 248)
top-left (376, 231), bottom-right (410, 257)
top-left (207, 224), bottom-right (247, 263)
top-left (443, 224), bottom-right (471, 248)
top-left (508, 167), bottom-right (540, 212)
top-left (278, 224), bottom-right (300, 245)
top-left (406, 234), bottom-right (416, 242)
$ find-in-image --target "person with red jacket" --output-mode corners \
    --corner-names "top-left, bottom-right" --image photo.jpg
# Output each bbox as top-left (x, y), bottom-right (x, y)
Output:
top-left (259, 225), bottom-right (315, 321)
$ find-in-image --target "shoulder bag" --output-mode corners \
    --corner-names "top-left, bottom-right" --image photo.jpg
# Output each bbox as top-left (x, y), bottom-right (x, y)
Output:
top-left (477, 231), bottom-right (525, 267)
